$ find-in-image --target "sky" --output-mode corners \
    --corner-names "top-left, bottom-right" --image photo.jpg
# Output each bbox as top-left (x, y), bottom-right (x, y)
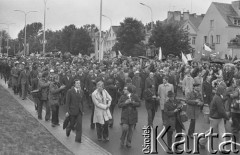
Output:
top-left (0, 0), bottom-right (234, 39)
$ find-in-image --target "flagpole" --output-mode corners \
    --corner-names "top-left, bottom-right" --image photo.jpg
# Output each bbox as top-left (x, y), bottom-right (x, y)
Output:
top-left (99, 0), bottom-right (102, 62)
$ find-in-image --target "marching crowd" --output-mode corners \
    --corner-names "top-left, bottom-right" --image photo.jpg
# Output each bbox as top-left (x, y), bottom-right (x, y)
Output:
top-left (0, 55), bottom-right (240, 154)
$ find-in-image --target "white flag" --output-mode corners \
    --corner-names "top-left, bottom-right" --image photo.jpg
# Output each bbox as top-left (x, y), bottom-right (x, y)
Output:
top-left (182, 52), bottom-right (188, 64)
top-left (158, 47), bottom-right (162, 60)
top-left (118, 51), bottom-right (122, 57)
top-left (204, 44), bottom-right (212, 52)
top-left (186, 54), bottom-right (192, 61)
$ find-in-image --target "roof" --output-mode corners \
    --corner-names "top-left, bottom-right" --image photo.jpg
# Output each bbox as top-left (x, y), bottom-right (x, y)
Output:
top-left (213, 2), bottom-right (239, 26)
top-left (189, 14), bottom-right (204, 28)
top-left (111, 26), bottom-right (120, 33)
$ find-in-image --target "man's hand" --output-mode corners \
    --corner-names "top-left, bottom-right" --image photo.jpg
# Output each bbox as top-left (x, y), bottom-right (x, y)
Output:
top-left (174, 109), bottom-right (179, 113)
top-left (65, 112), bottom-right (69, 117)
top-left (198, 101), bottom-right (203, 106)
top-left (125, 99), bottom-right (131, 104)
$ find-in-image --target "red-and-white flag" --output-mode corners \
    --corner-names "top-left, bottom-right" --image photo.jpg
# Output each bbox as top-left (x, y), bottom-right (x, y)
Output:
top-left (186, 54), bottom-right (192, 61)
top-left (203, 44), bottom-right (212, 52)
top-left (158, 47), bottom-right (162, 60)
top-left (182, 52), bottom-right (188, 64)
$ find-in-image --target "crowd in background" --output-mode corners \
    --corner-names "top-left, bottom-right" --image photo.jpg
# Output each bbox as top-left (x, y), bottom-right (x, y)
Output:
top-left (0, 55), bottom-right (239, 153)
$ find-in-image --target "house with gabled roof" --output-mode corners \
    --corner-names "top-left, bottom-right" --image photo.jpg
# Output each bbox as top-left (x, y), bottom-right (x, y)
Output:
top-left (103, 26), bottom-right (120, 58)
top-left (195, 1), bottom-right (240, 59)
top-left (165, 11), bottom-right (204, 54)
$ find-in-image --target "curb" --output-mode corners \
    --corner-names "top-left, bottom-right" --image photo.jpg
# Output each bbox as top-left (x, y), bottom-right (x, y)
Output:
top-left (0, 80), bottom-right (111, 155)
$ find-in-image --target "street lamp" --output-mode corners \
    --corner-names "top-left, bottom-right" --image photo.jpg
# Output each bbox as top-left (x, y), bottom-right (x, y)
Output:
top-left (43, 0), bottom-right (48, 54)
top-left (0, 23), bottom-right (15, 56)
top-left (99, 0), bottom-right (103, 62)
top-left (14, 10), bottom-right (37, 56)
top-left (102, 14), bottom-right (112, 27)
top-left (140, 2), bottom-right (153, 31)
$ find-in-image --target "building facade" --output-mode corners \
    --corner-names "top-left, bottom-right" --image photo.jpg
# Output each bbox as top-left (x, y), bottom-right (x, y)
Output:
top-left (103, 26), bottom-right (120, 58)
top-left (195, 1), bottom-right (240, 59)
top-left (165, 11), bottom-right (204, 55)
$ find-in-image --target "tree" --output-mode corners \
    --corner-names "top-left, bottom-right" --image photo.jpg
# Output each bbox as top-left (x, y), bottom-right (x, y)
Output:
top-left (17, 22), bottom-right (42, 54)
top-left (61, 24), bottom-right (77, 53)
top-left (114, 17), bottom-right (145, 56)
top-left (44, 30), bottom-right (62, 53)
top-left (70, 27), bottom-right (93, 56)
top-left (149, 21), bottom-right (192, 57)
top-left (0, 30), bottom-right (9, 54)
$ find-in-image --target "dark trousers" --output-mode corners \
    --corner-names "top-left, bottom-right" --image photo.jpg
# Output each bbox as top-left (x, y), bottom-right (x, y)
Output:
top-left (167, 120), bottom-right (182, 150)
top-left (188, 119), bottom-right (195, 136)
top-left (38, 100), bottom-right (50, 120)
top-left (232, 113), bottom-right (240, 137)
top-left (51, 104), bottom-right (59, 125)
top-left (91, 104), bottom-right (95, 127)
top-left (162, 110), bottom-right (166, 126)
top-left (67, 114), bottom-right (82, 142)
top-left (21, 83), bottom-right (27, 99)
top-left (33, 97), bottom-right (39, 111)
top-left (13, 85), bottom-right (18, 94)
top-left (121, 124), bottom-right (134, 146)
top-left (96, 121), bottom-right (109, 140)
top-left (147, 108), bottom-right (156, 126)
top-left (109, 103), bottom-right (116, 126)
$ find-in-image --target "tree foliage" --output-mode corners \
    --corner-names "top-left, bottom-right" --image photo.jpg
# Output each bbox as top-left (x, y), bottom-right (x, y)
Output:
top-left (61, 24), bottom-right (77, 52)
top-left (13, 23), bottom-right (95, 56)
top-left (0, 30), bottom-right (9, 54)
top-left (114, 17), bottom-right (145, 56)
top-left (70, 27), bottom-right (93, 55)
top-left (149, 21), bottom-right (192, 57)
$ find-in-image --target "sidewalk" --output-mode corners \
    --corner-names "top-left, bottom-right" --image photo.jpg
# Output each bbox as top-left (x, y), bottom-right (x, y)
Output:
top-left (0, 79), bottom-right (111, 155)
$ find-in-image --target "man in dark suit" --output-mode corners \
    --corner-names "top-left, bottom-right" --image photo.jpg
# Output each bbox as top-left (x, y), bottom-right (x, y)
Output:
top-left (66, 79), bottom-right (84, 143)
top-left (61, 70), bottom-right (73, 104)
top-left (202, 75), bottom-right (213, 106)
top-left (18, 66), bottom-right (30, 100)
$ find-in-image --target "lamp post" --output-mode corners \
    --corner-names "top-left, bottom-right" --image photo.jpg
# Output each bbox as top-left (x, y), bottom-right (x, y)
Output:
top-left (14, 10), bottom-right (37, 56)
top-left (140, 2), bottom-right (153, 31)
top-left (99, 0), bottom-right (103, 62)
top-left (102, 14), bottom-right (112, 27)
top-left (43, 0), bottom-right (48, 54)
top-left (0, 23), bottom-right (15, 56)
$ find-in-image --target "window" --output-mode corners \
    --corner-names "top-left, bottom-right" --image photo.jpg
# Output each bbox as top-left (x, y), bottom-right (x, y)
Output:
top-left (210, 20), bottom-right (214, 28)
top-left (211, 35), bottom-right (214, 44)
top-left (204, 36), bottom-right (207, 43)
top-left (234, 19), bottom-right (238, 25)
top-left (192, 37), bottom-right (196, 45)
top-left (216, 35), bottom-right (220, 44)
top-left (233, 19), bottom-right (240, 26)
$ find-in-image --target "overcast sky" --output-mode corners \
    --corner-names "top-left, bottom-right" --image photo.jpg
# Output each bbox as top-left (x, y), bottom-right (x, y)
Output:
top-left (0, 0), bottom-right (233, 39)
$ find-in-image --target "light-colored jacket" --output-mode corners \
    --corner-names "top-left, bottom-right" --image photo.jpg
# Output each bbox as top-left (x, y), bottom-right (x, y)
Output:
top-left (182, 75), bottom-right (194, 95)
top-left (158, 83), bottom-right (174, 110)
top-left (92, 89), bottom-right (112, 124)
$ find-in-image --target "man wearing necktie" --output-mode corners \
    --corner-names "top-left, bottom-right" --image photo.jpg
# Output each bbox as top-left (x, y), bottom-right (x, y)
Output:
top-left (66, 79), bottom-right (84, 143)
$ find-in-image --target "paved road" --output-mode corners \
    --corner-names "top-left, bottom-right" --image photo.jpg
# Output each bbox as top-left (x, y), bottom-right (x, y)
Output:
top-left (2, 76), bottom-right (238, 155)
top-left (57, 89), bottom-right (238, 155)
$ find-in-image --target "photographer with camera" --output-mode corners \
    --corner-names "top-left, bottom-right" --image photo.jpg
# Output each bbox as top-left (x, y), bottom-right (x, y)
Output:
top-left (164, 91), bottom-right (185, 153)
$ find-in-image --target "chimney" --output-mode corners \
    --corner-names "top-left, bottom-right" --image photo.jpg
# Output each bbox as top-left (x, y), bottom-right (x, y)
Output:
top-left (183, 11), bottom-right (190, 20)
top-left (232, 1), bottom-right (240, 16)
top-left (167, 11), bottom-right (174, 22)
top-left (173, 11), bottom-right (181, 21)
